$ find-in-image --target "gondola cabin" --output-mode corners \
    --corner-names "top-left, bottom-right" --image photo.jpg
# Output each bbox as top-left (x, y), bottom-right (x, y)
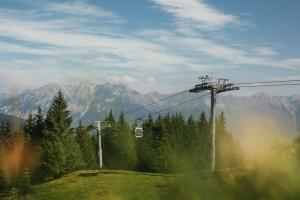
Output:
top-left (135, 127), bottom-right (143, 138)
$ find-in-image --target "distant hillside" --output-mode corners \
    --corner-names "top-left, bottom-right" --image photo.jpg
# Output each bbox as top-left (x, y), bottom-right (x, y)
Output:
top-left (0, 113), bottom-right (24, 130)
top-left (0, 81), bottom-right (299, 139)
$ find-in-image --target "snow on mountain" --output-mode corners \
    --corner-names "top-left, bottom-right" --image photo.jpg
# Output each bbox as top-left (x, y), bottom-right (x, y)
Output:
top-left (63, 81), bottom-right (97, 121)
top-left (0, 82), bottom-right (300, 139)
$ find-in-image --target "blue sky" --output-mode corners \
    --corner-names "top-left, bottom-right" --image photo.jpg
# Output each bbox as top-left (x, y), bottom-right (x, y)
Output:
top-left (0, 0), bottom-right (300, 95)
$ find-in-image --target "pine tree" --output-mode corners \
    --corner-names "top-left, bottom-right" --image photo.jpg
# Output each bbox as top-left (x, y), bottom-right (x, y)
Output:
top-left (23, 108), bottom-right (45, 143)
top-left (62, 130), bottom-right (84, 172)
top-left (150, 115), bottom-right (164, 172)
top-left (38, 91), bottom-right (83, 179)
top-left (45, 91), bottom-right (72, 137)
top-left (23, 107), bottom-right (46, 183)
top-left (7, 187), bottom-right (19, 200)
top-left (102, 110), bottom-right (118, 169)
top-left (216, 111), bottom-right (244, 168)
top-left (184, 115), bottom-right (200, 168)
top-left (161, 114), bottom-right (177, 172)
top-left (186, 115), bottom-right (197, 143)
top-left (136, 113), bottom-right (155, 172)
top-left (0, 134), bottom-right (9, 193)
top-left (0, 122), bottom-right (10, 151)
top-left (198, 112), bottom-right (210, 169)
top-left (16, 168), bottom-right (32, 194)
top-left (23, 113), bottom-right (35, 140)
top-left (76, 121), bottom-right (97, 169)
top-left (32, 106), bottom-right (45, 143)
top-left (115, 112), bottom-right (137, 170)
top-left (38, 136), bottom-right (65, 180)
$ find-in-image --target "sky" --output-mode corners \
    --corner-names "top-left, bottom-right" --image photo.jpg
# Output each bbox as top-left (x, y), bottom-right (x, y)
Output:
top-left (0, 0), bottom-right (300, 96)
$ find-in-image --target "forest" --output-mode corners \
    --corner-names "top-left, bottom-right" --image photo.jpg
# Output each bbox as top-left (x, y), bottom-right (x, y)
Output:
top-left (0, 91), bottom-right (245, 196)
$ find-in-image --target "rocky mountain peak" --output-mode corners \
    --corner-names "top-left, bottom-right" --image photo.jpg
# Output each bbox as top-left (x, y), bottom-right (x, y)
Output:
top-left (0, 83), bottom-right (299, 139)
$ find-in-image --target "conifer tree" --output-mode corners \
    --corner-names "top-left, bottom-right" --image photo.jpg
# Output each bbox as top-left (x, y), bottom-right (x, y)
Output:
top-left (160, 114), bottom-right (176, 172)
top-left (136, 113), bottom-right (155, 172)
top-left (39, 91), bottom-right (83, 179)
top-left (198, 112), bottom-right (210, 169)
top-left (184, 115), bottom-right (200, 168)
top-left (216, 111), bottom-right (244, 168)
top-left (23, 113), bottom-right (35, 140)
top-left (150, 114), bottom-right (164, 172)
top-left (33, 106), bottom-right (45, 143)
top-left (115, 112), bottom-right (137, 170)
top-left (16, 168), bottom-right (32, 194)
top-left (62, 129), bottom-right (84, 172)
top-left (0, 132), bottom-right (8, 193)
top-left (102, 110), bottom-right (118, 169)
top-left (38, 136), bottom-right (65, 179)
top-left (76, 121), bottom-right (97, 169)
top-left (44, 91), bottom-right (72, 136)
top-left (186, 115), bottom-right (197, 146)
top-left (23, 107), bottom-right (45, 144)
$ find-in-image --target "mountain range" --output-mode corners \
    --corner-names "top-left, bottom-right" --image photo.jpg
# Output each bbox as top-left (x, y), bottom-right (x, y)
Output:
top-left (0, 81), bottom-right (299, 140)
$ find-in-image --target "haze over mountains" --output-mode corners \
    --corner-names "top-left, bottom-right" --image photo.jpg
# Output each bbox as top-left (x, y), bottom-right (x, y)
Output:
top-left (0, 81), bottom-right (299, 140)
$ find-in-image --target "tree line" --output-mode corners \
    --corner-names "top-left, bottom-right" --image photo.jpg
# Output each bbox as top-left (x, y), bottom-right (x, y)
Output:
top-left (0, 91), bottom-right (244, 196)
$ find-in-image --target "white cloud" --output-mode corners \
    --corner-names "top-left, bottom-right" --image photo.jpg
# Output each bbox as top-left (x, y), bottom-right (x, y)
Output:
top-left (0, 41), bottom-right (60, 56)
top-left (252, 47), bottom-right (278, 56)
top-left (101, 75), bottom-right (156, 85)
top-left (122, 75), bottom-right (139, 83)
top-left (0, 13), bottom-right (298, 74)
top-left (45, 1), bottom-right (117, 19)
top-left (0, 14), bottom-right (195, 74)
top-left (282, 59), bottom-right (300, 68)
top-left (145, 76), bottom-right (156, 83)
top-left (143, 31), bottom-right (299, 69)
top-left (101, 75), bottom-right (139, 85)
top-left (151, 0), bottom-right (239, 28)
top-left (0, 0), bottom-right (300, 95)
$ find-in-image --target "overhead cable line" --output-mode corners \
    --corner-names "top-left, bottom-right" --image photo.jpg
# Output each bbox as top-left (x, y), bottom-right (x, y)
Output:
top-left (238, 79), bottom-right (300, 85)
top-left (133, 82), bottom-right (300, 121)
top-left (124, 79), bottom-right (300, 121)
top-left (239, 83), bottom-right (300, 88)
top-left (124, 89), bottom-right (188, 116)
top-left (136, 92), bottom-right (210, 121)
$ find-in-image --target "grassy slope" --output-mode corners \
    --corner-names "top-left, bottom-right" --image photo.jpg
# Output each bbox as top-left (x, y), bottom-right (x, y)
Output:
top-left (24, 167), bottom-right (300, 200)
top-left (24, 170), bottom-right (237, 200)
top-left (25, 170), bottom-right (176, 200)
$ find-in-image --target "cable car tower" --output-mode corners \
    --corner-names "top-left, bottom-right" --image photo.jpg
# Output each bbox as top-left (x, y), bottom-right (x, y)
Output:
top-left (189, 75), bottom-right (239, 171)
top-left (89, 120), bottom-right (112, 169)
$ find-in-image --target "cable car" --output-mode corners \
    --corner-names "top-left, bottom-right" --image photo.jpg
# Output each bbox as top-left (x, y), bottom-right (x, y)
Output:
top-left (135, 127), bottom-right (143, 138)
top-left (135, 119), bottom-right (143, 138)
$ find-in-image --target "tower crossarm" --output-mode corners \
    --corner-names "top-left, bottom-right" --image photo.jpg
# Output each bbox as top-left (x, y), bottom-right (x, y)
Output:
top-left (217, 83), bottom-right (239, 94)
top-left (189, 75), bottom-right (239, 171)
top-left (189, 84), bottom-right (211, 93)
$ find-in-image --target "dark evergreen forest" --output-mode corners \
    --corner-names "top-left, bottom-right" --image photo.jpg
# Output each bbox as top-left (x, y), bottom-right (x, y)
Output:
top-left (0, 91), bottom-right (244, 195)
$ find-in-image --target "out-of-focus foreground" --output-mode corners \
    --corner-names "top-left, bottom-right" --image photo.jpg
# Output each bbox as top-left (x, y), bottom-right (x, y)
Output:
top-left (13, 160), bottom-right (300, 200)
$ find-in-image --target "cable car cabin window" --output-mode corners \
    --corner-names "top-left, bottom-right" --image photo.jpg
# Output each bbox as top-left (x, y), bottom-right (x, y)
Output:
top-left (135, 127), bottom-right (143, 138)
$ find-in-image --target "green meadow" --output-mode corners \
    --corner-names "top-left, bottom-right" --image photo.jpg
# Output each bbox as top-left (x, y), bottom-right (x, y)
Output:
top-left (21, 167), bottom-right (300, 200)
